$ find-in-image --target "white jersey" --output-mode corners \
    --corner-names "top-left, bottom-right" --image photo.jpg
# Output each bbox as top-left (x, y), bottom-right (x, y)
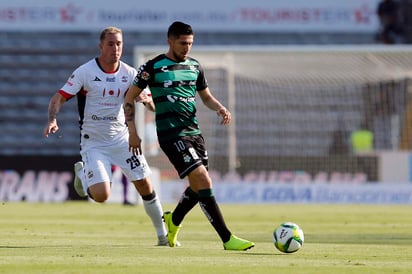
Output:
top-left (59, 58), bottom-right (136, 147)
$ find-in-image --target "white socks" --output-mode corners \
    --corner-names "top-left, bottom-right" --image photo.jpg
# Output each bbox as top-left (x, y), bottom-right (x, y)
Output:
top-left (143, 195), bottom-right (167, 237)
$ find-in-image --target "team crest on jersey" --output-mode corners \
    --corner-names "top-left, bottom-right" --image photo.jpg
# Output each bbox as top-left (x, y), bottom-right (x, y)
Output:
top-left (67, 74), bottom-right (75, 81)
top-left (66, 74), bottom-right (75, 86)
top-left (121, 75), bottom-right (128, 82)
top-left (138, 71), bottom-right (150, 81)
top-left (87, 170), bottom-right (94, 179)
top-left (182, 153), bottom-right (192, 163)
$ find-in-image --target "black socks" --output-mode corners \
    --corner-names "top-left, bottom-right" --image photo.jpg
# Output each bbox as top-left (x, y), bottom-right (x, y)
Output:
top-left (198, 189), bottom-right (231, 243)
top-left (172, 187), bottom-right (199, 225)
top-left (172, 187), bottom-right (231, 243)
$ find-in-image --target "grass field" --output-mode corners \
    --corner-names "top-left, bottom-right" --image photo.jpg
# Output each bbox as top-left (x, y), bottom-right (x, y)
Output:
top-left (0, 201), bottom-right (411, 274)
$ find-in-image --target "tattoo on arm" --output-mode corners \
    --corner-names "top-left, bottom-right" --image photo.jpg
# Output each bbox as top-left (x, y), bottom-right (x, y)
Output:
top-left (124, 102), bottom-right (135, 122)
top-left (48, 103), bottom-right (58, 122)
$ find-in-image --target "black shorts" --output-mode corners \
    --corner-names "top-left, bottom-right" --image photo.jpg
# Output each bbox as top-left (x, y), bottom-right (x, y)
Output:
top-left (159, 134), bottom-right (208, 179)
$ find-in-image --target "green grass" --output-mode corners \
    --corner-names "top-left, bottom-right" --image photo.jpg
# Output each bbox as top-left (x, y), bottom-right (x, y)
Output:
top-left (0, 202), bottom-right (411, 274)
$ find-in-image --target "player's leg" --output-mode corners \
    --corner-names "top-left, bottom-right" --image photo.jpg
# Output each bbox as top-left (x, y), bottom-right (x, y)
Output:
top-left (160, 136), bottom-right (213, 246)
top-left (188, 166), bottom-right (254, 250)
top-left (162, 135), bottom-right (254, 250)
top-left (76, 148), bottom-right (112, 202)
top-left (163, 186), bottom-right (198, 247)
top-left (132, 176), bottom-right (168, 245)
top-left (117, 145), bottom-right (167, 245)
top-left (187, 165), bottom-right (231, 241)
top-left (158, 137), bottom-right (202, 246)
top-left (85, 149), bottom-right (112, 202)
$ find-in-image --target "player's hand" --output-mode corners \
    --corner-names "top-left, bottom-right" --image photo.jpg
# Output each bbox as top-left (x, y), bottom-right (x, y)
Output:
top-left (135, 92), bottom-right (155, 112)
top-left (43, 121), bottom-right (59, 138)
top-left (135, 92), bottom-right (152, 104)
top-left (217, 108), bottom-right (231, 125)
top-left (128, 133), bottom-right (142, 155)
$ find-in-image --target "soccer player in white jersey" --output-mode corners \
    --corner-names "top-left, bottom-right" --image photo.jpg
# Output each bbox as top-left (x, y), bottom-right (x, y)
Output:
top-left (43, 26), bottom-right (169, 246)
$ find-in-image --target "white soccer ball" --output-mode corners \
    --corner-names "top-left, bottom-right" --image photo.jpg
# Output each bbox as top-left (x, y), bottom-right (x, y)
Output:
top-left (273, 222), bottom-right (304, 253)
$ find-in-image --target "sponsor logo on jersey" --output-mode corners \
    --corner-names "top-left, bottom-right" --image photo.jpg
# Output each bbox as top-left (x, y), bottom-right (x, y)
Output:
top-left (163, 80), bottom-right (172, 88)
top-left (91, 115), bottom-right (118, 121)
top-left (93, 76), bottom-right (102, 81)
top-left (166, 95), bottom-right (195, 103)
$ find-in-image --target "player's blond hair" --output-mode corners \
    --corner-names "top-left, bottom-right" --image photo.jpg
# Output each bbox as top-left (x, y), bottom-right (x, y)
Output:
top-left (100, 26), bottom-right (122, 42)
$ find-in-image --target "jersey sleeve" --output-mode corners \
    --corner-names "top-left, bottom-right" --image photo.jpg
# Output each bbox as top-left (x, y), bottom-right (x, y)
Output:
top-left (60, 65), bottom-right (86, 98)
top-left (196, 62), bottom-right (208, 91)
top-left (58, 89), bottom-right (75, 100)
top-left (133, 62), bottom-right (152, 90)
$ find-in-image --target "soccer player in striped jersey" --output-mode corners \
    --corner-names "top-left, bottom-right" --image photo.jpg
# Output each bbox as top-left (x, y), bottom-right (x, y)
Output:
top-left (43, 26), bottom-right (169, 246)
top-left (124, 21), bottom-right (254, 251)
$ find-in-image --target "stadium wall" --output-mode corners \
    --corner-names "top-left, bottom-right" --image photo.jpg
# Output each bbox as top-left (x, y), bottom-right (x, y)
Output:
top-left (160, 181), bottom-right (412, 204)
top-left (0, 156), bottom-right (83, 202)
top-left (1, 153), bottom-right (412, 203)
top-left (0, 0), bottom-right (381, 33)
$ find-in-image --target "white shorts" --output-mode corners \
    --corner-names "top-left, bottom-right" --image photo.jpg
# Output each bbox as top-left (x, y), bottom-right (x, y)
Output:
top-left (80, 137), bottom-right (152, 187)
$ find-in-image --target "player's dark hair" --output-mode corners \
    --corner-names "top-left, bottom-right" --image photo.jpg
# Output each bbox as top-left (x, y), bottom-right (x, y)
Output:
top-left (167, 21), bottom-right (193, 38)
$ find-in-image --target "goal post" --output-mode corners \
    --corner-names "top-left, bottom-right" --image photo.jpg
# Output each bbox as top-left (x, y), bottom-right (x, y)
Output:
top-left (134, 45), bottom-right (412, 183)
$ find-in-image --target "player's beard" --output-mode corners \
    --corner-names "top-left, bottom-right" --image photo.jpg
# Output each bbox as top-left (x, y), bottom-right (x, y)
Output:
top-left (172, 50), bottom-right (188, 62)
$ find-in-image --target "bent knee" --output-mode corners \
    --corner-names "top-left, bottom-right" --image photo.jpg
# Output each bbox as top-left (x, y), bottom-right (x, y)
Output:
top-left (188, 166), bottom-right (212, 190)
top-left (89, 183), bottom-right (110, 203)
top-left (92, 195), bottom-right (109, 203)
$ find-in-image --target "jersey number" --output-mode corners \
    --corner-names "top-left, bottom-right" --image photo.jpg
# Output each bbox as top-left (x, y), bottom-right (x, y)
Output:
top-left (173, 140), bottom-right (186, 152)
top-left (126, 155), bottom-right (141, 170)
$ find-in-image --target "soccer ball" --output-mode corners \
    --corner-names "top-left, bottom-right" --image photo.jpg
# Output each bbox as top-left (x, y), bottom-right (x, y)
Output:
top-left (273, 222), bottom-right (304, 253)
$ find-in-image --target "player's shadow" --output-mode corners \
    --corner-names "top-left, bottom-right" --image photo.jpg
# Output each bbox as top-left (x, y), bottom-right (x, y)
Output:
top-left (0, 245), bottom-right (34, 249)
top-left (242, 252), bottom-right (284, 256)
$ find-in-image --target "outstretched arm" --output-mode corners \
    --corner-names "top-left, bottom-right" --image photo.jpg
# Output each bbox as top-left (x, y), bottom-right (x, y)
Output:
top-left (198, 87), bottom-right (231, 125)
top-left (43, 93), bottom-right (67, 137)
top-left (124, 84), bottom-right (144, 154)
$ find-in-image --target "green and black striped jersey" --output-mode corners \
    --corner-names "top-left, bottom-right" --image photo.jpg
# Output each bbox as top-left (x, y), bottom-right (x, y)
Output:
top-left (133, 54), bottom-right (208, 141)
